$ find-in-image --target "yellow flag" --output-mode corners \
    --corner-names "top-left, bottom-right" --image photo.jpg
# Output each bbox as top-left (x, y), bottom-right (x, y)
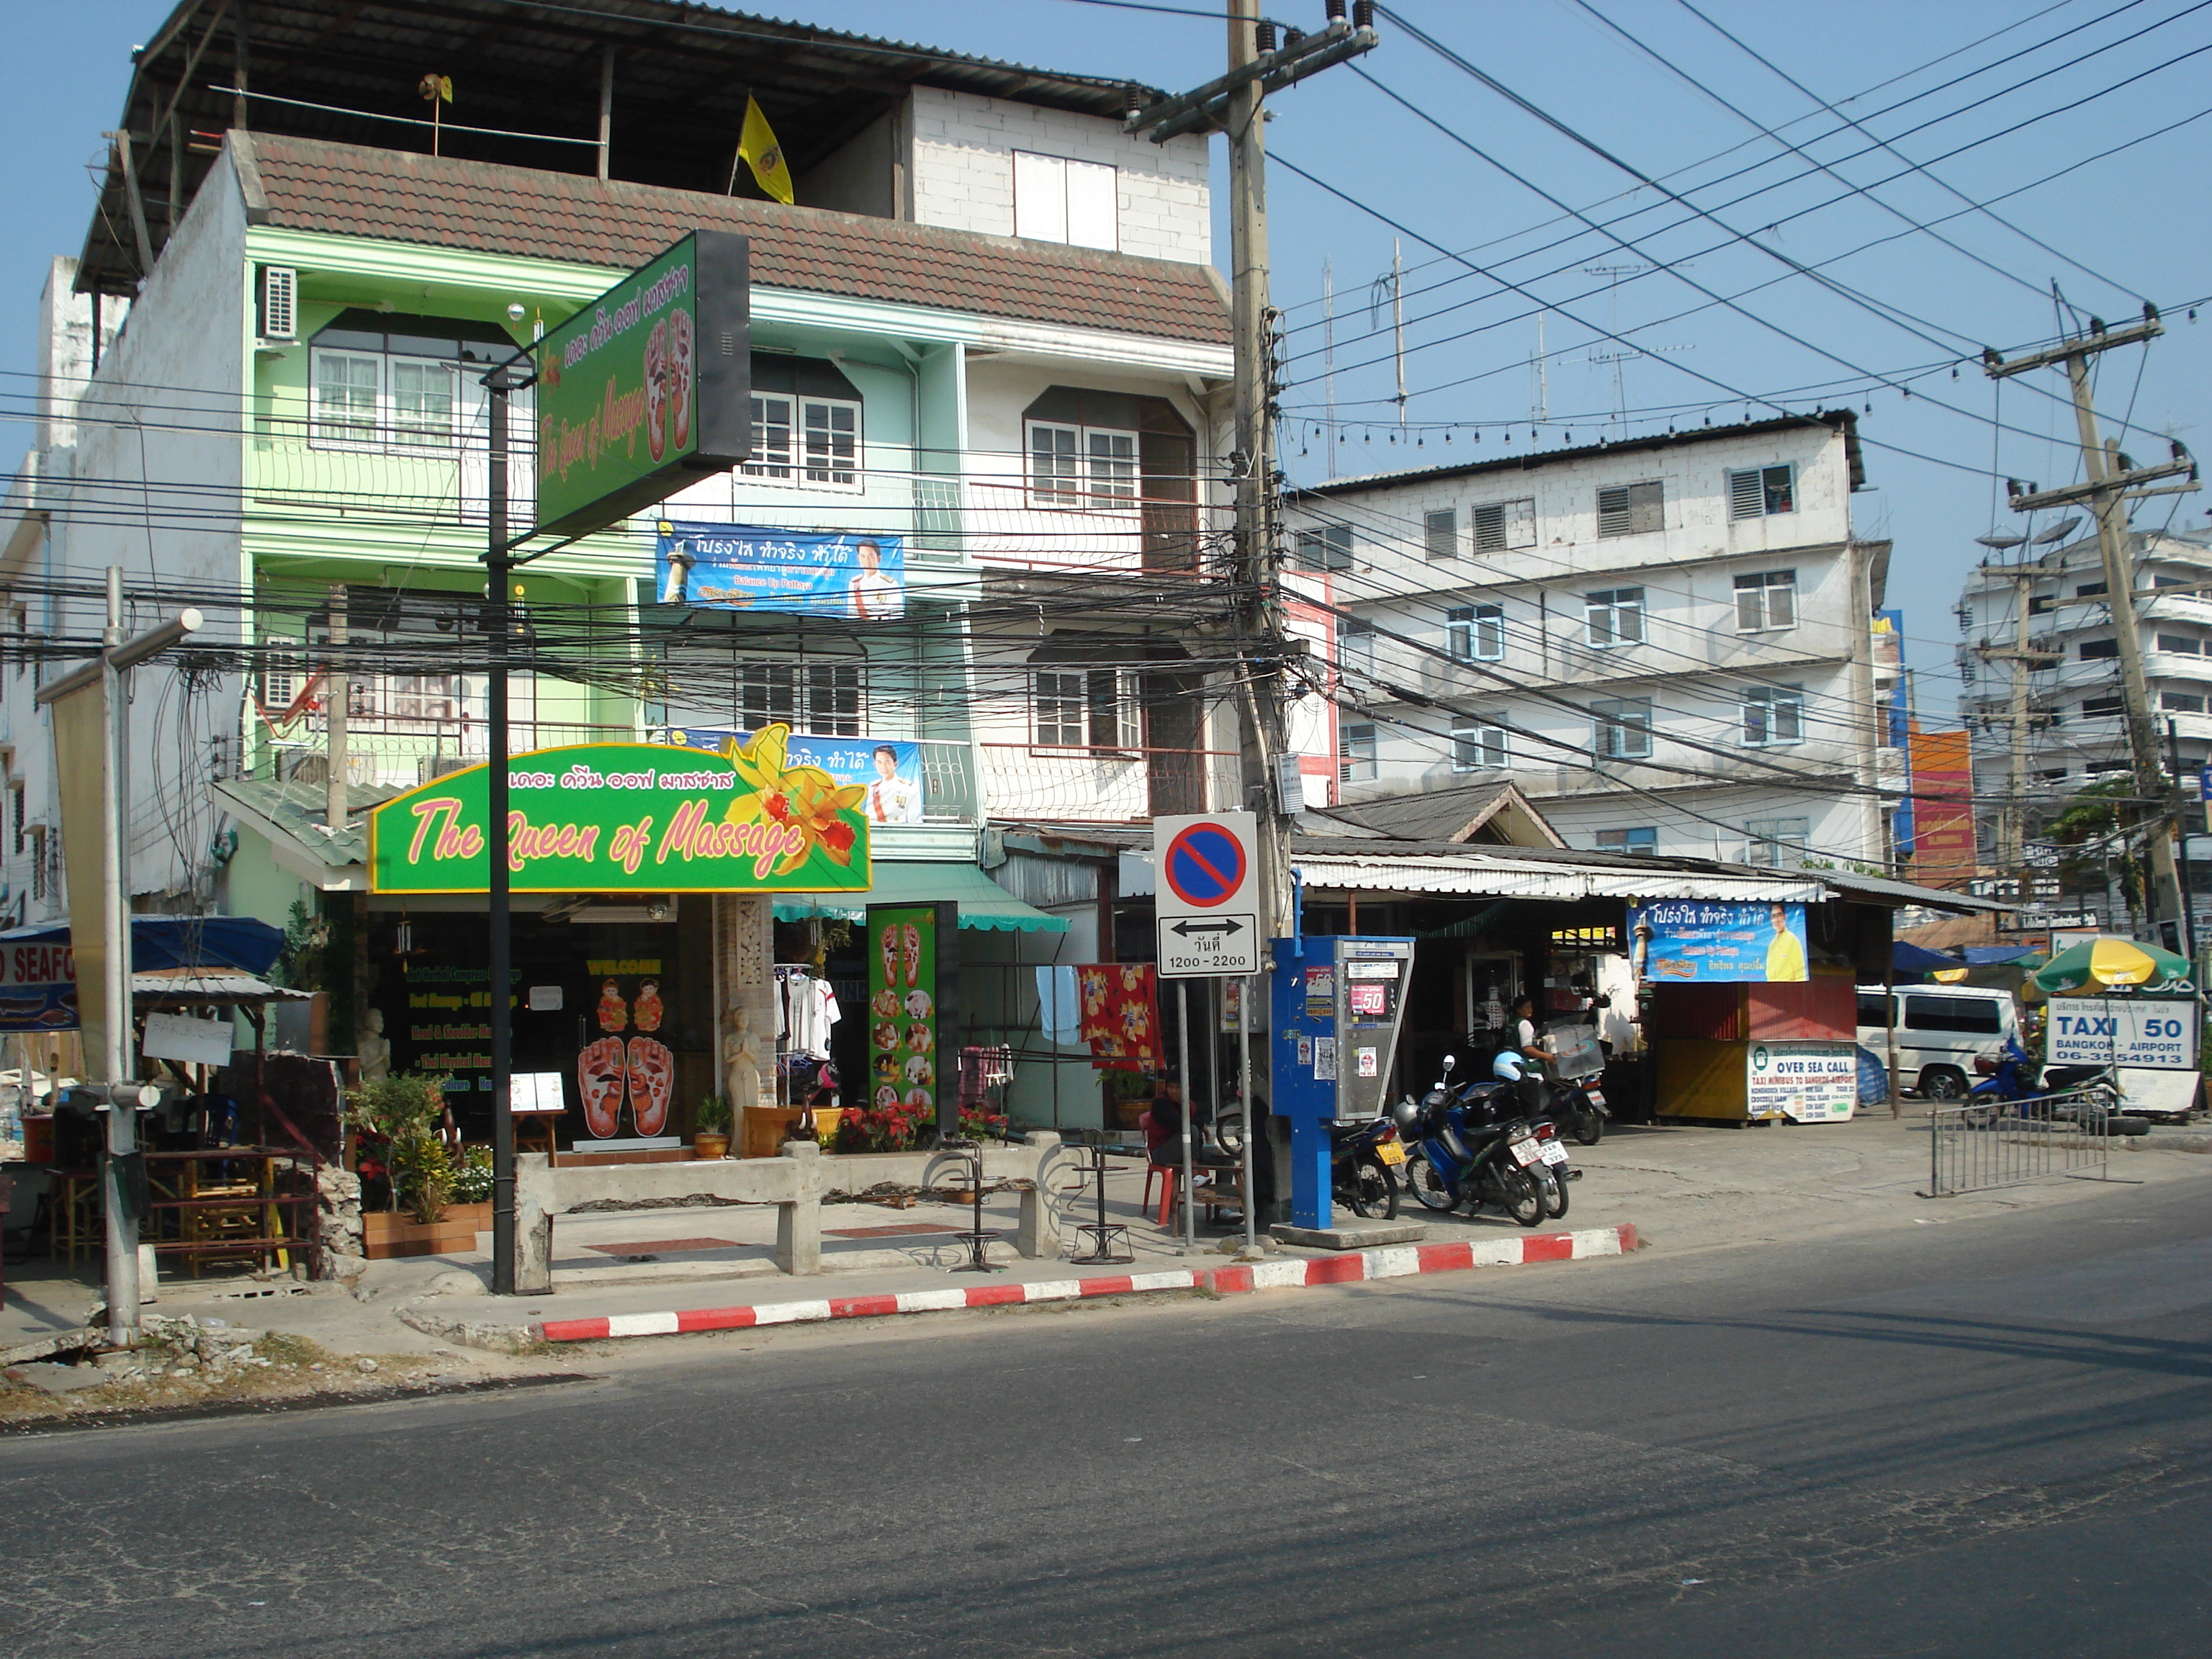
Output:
top-left (738, 96), bottom-right (795, 205)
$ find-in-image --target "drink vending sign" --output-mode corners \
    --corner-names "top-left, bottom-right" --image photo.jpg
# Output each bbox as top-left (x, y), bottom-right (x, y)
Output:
top-left (1745, 1040), bottom-right (1858, 1123)
top-left (367, 731), bottom-right (870, 894)
top-left (2046, 997), bottom-right (2200, 1071)
top-left (535, 230), bottom-right (752, 537)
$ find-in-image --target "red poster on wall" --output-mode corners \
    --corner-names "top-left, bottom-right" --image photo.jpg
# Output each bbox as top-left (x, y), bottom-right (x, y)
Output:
top-left (1075, 963), bottom-right (1162, 1072)
top-left (1910, 728), bottom-right (1977, 887)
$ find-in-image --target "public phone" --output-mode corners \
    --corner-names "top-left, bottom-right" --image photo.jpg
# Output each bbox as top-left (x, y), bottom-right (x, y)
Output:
top-left (1269, 935), bottom-right (1416, 1228)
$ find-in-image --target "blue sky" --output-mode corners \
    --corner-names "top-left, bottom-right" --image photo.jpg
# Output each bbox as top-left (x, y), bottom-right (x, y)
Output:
top-left (9, 1), bottom-right (2208, 718)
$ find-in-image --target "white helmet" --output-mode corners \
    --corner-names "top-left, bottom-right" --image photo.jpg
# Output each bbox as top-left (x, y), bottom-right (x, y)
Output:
top-left (1492, 1050), bottom-right (1529, 1082)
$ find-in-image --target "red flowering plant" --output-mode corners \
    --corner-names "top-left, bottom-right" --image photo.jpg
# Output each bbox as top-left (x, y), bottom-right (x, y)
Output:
top-left (956, 1105), bottom-right (1009, 1142)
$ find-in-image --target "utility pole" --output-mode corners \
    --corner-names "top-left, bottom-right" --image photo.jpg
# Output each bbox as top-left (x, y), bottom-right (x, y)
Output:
top-left (1987, 307), bottom-right (2200, 948)
top-left (1130, 0), bottom-right (1377, 947)
top-left (485, 360), bottom-right (518, 1295)
top-left (1972, 550), bottom-right (2056, 903)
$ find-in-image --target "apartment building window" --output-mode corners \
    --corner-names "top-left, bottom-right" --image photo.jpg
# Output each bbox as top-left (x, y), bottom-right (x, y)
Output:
top-left (1026, 421), bottom-right (1138, 506)
top-left (2162, 691), bottom-right (2206, 714)
top-left (2087, 760), bottom-right (2131, 775)
top-left (1592, 697), bottom-right (1653, 760)
top-left (2028, 594), bottom-right (2055, 615)
top-left (1745, 816), bottom-right (1810, 867)
top-left (9, 606), bottom-right (24, 680)
top-left (2156, 634), bottom-right (2200, 655)
top-left (1585, 587), bottom-right (1645, 648)
top-left (2080, 695), bottom-right (2125, 716)
top-left (1295, 525), bottom-right (1354, 571)
top-left (1446, 603), bottom-right (1504, 663)
top-left (28, 826), bottom-right (46, 902)
top-left (1033, 668), bottom-right (1128, 751)
top-left (2077, 581), bottom-right (2108, 598)
top-left (1339, 721), bottom-right (1377, 783)
top-left (1012, 151), bottom-right (1118, 251)
top-left (1337, 614), bottom-right (1377, 676)
top-left (1451, 716), bottom-right (1507, 772)
top-left (8, 781), bottom-right (20, 856)
top-left (2079, 639), bottom-right (2118, 661)
top-left (1734, 570), bottom-right (1798, 631)
top-left (1741, 683), bottom-right (1805, 746)
top-left (738, 662), bottom-right (864, 737)
top-left (1596, 826), bottom-right (1658, 855)
top-left (1472, 497), bottom-right (1536, 552)
top-left (1424, 510), bottom-right (1459, 560)
top-left (745, 393), bottom-right (862, 489)
top-left (1596, 480), bottom-right (1663, 538)
top-left (1728, 464), bottom-right (1796, 520)
top-left (307, 313), bottom-right (513, 450)
top-left (356, 673), bottom-right (462, 731)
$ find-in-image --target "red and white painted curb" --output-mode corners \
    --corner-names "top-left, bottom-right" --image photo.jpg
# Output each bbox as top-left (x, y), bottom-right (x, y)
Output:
top-left (534, 1223), bottom-right (1639, 1344)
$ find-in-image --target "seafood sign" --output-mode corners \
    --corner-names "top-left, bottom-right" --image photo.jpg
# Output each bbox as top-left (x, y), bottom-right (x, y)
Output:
top-left (534, 229), bottom-right (753, 538)
top-left (1627, 900), bottom-right (1807, 984)
top-left (0, 938), bottom-right (78, 1032)
top-left (367, 733), bottom-right (870, 894)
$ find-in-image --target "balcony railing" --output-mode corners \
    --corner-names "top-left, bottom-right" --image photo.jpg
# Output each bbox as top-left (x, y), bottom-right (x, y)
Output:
top-left (251, 715), bottom-right (635, 792)
top-left (973, 743), bottom-right (1241, 822)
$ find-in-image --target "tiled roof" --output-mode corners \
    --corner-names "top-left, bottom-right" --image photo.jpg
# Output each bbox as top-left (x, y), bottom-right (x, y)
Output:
top-left (242, 135), bottom-right (1228, 347)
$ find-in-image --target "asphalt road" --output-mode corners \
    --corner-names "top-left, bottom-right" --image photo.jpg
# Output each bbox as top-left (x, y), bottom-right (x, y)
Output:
top-left (7, 1176), bottom-right (2211, 1658)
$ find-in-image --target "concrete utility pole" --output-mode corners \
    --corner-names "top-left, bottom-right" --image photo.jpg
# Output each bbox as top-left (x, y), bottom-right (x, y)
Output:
top-left (1987, 308), bottom-right (2200, 947)
top-left (1974, 553), bottom-right (2056, 899)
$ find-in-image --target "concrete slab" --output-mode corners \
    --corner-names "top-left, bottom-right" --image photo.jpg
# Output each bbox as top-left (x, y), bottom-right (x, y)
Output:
top-left (1269, 1220), bottom-right (1431, 1250)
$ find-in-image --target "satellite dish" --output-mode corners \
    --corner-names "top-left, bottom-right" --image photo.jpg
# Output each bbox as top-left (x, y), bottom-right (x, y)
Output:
top-left (2034, 518), bottom-right (2082, 544)
top-left (1975, 534), bottom-right (2026, 550)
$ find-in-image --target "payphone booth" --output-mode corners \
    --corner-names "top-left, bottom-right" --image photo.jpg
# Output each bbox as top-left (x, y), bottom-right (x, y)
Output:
top-left (1270, 935), bottom-right (1417, 1230)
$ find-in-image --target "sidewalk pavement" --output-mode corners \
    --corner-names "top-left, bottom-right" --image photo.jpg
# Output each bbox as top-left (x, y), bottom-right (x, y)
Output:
top-left (7, 1107), bottom-right (2209, 1370)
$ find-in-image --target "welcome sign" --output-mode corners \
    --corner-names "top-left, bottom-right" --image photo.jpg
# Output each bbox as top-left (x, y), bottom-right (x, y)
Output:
top-left (367, 731), bottom-right (870, 895)
top-left (535, 230), bottom-right (752, 537)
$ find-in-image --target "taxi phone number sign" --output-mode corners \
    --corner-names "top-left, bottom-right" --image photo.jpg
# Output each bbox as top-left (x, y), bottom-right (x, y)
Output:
top-left (2046, 997), bottom-right (2200, 1071)
top-left (1745, 1040), bottom-right (1857, 1123)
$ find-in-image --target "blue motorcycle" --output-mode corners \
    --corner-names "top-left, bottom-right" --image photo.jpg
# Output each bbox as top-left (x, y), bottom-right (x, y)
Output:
top-left (1390, 1057), bottom-right (1547, 1228)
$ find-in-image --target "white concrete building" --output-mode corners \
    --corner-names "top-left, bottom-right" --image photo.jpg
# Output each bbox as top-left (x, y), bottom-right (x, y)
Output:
top-left (1283, 414), bottom-right (1897, 869)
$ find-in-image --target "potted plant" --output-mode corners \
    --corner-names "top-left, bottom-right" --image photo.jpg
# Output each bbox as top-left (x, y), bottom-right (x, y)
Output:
top-left (346, 1071), bottom-right (475, 1258)
top-left (694, 1094), bottom-right (732, 1160)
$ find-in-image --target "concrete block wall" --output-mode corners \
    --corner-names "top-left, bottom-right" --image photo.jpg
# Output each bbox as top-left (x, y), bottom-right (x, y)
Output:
top-left (908, 86), bottom-right (1211, 265)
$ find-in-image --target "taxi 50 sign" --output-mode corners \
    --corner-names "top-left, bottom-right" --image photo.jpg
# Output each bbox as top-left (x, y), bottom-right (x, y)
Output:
top-left (2046, 997), bottom-right (2200, 1071)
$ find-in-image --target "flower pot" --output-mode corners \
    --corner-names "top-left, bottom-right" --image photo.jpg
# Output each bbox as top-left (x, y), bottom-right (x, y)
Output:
top-left (693, 1132), bottom-right (731, 1160)
top-left (363, 1209), bottom-right (485, 1260)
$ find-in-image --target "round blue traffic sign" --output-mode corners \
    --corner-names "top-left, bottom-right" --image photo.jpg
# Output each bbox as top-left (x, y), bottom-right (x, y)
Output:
top-left (1164, 823), bottom-right (1246, 909)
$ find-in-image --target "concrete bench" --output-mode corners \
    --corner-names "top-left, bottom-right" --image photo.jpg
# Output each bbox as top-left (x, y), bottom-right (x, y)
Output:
top-left (511, 1132), bottom-right (1063, 1295)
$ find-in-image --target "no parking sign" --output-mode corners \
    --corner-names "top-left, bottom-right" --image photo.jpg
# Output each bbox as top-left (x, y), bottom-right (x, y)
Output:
top-left (1153, 811), bottom-right (1259, 977)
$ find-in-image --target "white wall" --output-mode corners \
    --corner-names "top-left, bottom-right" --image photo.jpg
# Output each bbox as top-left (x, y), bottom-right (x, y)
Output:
top-left (907, 86), bottom-right (1212, 266)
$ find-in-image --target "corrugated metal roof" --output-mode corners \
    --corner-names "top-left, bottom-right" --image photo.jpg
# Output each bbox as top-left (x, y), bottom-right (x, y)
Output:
top-left (1291, 851), bottom-right (1823, 904)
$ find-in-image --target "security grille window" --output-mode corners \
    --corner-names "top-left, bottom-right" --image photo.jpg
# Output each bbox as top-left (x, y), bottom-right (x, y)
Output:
top-left (738, 662), bottom-right (865, 736)
top-left (1585, 587), bottom-right (1645, 648)
top-left (1592, 697), bottom-right (1653, 760)
top-left (1471, 497), bottom-right (1536, 552)
top-left (1733, 570), bottom-right (1798, 631)
top-left (8, 781), bottom-right (21, 856)
top-left (1424, 509), bottom-right (1459, 560)
top-left (1727, 464), bottom-right (1796, 520)
top-left (1596, 480), bottom-right (1663, 537)
top-left (29, 826), bottom-right (45, 902)
top-left (1026, 421), bottom-right (1139, 506)
top-left (2078, 639), bottom-right (2118, 660)
top-left (1597, 826), bottom-right (1658, 855)
top-left (1446, 603), bottom-right (1504, 662)
top-left (1745, 816), bottom-right (1810, 867)
top-left (2081, 695), bottom-right (2125, 716)
top-left (1033, 669), bottom-right (1127, 750)
top-left (1340, 721), bottom-right (1377, 783)
top-left (2156, 634), bottom-right (2200, 655)
top-left (1338, 614), bottom-right (1377, 675)
top-left (806, 665), bottom-right (863, 737)
top-left (1295, 525), bottom-right (1354, 571)
top-left (356, 673), bottom-right (462, 730)
top-left (1903, 994), bottom-right (2002, 1035)
top-left (2162, 691), bottom-right (2206, 714)
top-left (1451, 716), bottom-right (1507, 772)
top-left (1741, 684), bottom-right (1804, 747)
top-left (746, 394), bottom-right (863, 490)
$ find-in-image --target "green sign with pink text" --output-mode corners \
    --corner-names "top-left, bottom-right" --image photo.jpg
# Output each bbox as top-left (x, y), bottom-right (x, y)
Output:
top-left (366, 732), bottom-right (870, 895)
top-left (534, 230), bottom-right (752, 537)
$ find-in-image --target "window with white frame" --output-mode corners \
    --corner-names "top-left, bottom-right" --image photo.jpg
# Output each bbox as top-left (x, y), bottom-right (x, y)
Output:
top-left (1745, 816), bottom-right (1810, 867)
top-left (1424, 509), bottom-right (1458, 560)
top-left (1596, 480), bottom-right (1663, 537)
top-left (738, 661), bottom-right (865, 737)
top-left (1591, 697), bottom-right (1653, 760)
top-left (1295, 524), bottom-right (1353, 571)
top-left (1447, 603), bottom-right (1504, 663)
top-left (745, 393), bottom-right (863, 490)
top-left (1033, 668), bottom-right (1128, 750)
top-left (1012, 151), bottom-right (1118, 250)
top-left (1337, 614), bottom-right (1377, 676)
top-left (1452, 715), bottom-right (1508, 772)
top-left (1741, 683), bottom-right (1804, 746)
top-left (310, 350), bottom-right (385, 446)
top-left (1026, 421), bottom-right (1139, 507)
top-left (306, 313), bottom-right (512, 450)
top-left (1734, 569), bottom-right (1797, 631)
top-left (1596, 826), bottom-right (1658, 855)
top-left (1585, 587), bottom-right (1645, 649)
top-left (1728, 464), bottom-right (1795, 520)
top-left (1339, 721), bottom-right (1377, 783)
top-left (1472, 497), bottom-right (1535, 552)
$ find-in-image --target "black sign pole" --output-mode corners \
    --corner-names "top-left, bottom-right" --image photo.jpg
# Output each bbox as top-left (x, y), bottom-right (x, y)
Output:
top-left (486, 361), bottom-right (517, 1295)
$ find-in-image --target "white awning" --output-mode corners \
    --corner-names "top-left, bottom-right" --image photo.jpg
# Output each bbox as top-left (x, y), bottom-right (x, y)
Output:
top-left (1290, 853), bottom-right (1822, 904)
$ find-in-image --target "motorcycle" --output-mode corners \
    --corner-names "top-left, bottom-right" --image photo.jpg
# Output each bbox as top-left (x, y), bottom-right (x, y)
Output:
top-left (1331, 1113), bottom-right (1403, 1220)
top-left (1393, 1058), bottom-right (1554, 1228)
top-left (1972, 1036), bottom-right (2141, 1130)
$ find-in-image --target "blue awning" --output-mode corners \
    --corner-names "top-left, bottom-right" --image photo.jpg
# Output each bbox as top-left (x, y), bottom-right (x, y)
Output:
top-left (771, 861), bottom-right (1068, 932)
top-left (0, 915), bottom-right (286, 975)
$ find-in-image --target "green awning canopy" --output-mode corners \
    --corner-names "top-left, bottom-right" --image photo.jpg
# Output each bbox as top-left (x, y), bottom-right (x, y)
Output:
top-left (771, 860), bottom-right (1069, 932)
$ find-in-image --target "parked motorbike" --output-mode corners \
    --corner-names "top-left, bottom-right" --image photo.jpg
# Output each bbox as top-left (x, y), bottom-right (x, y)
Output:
top-left (1972, 1037), bottom-right (2141, 1130)
top-left (1391, 1058), bottom-right (1553, 1228)
top-left (1331, 1114), bottom-right (1403, 1220)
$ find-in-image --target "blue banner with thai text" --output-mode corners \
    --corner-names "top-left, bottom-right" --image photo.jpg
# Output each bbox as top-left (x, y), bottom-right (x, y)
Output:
top-left (1628, 899), bottom-right (1808, 983)
top-left (653, 521), bottom-right (904, 620)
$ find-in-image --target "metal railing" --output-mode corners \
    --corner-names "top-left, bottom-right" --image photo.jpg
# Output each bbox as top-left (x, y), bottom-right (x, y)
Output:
top-left (1923, 1089), bottom-right (2112, 1197)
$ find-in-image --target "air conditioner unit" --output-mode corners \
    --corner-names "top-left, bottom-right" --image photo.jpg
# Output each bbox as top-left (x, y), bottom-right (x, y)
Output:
top-left (258, 265), bottom-right (297, 343)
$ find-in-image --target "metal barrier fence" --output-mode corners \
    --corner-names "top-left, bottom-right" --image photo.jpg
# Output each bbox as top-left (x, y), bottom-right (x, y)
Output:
top-left (1923, 1089), bottom-right (2112, 1197)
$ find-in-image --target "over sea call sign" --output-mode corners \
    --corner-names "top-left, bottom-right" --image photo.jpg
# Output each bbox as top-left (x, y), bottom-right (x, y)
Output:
top-left (365, 731), bottom-right (871, 895)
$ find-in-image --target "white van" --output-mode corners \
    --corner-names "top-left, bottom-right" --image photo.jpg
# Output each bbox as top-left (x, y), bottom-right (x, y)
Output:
top-left (1856, 984), bottom-right (2022, 1100)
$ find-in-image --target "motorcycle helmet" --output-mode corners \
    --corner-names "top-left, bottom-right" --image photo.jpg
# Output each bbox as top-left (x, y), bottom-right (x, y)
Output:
top-left (1391, 1096), bottom-right (1424, 1138)
top-left (1492, 1049), bottom-right (1529, 1082)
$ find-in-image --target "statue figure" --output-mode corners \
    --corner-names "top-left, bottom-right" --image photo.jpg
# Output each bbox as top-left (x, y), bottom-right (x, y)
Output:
top-left (356, 1007), bottom-right (392, 1084)
top-left (723, 1005), bottom-right (763, 1121)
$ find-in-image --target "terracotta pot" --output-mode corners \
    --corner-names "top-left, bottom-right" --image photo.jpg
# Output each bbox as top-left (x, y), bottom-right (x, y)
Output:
top-left (693, 1132), bottom-right (731, 1160)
